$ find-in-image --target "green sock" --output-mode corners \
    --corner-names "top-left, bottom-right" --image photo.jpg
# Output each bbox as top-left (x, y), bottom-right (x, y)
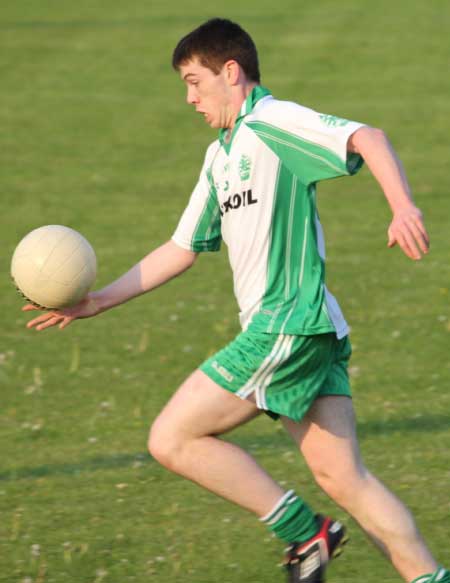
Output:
top-left (411, 568), bottom-right (450, 583)
top-left (259, 490), bottom-right (318, 543)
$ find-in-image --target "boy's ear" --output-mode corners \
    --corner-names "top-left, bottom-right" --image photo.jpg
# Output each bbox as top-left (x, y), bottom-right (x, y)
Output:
top-left (223, 60), bottom-right (241, 85)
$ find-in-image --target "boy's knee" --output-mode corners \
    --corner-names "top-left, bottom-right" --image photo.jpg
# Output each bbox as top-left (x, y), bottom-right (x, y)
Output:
top-left (311, 460), bottom-right (368, 507)
top-left (147, 420), bottom-right (181, 469)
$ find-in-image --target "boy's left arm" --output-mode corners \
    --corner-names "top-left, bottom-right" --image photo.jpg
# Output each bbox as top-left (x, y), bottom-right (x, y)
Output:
top-left (347, 126), bottom-right (429, 260)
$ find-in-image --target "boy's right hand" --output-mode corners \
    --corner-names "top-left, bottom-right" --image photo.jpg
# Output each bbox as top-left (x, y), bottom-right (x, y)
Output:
top-left (24, 292), bottom-right (102, 331)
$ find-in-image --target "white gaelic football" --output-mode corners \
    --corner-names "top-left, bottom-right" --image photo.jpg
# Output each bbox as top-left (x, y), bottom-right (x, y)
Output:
top-left (11, 225), bottom-right (97, 309)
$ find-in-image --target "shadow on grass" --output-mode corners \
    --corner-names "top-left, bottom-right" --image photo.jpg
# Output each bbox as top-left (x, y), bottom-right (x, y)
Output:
top-left (0, 452), bottom-right (152, 482)
top-left (2, 413), bottom-right (448, 483)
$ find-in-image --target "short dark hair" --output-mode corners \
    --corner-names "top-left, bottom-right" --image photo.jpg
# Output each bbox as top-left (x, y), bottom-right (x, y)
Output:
top-left (172, 18), bottom-right (260, 83)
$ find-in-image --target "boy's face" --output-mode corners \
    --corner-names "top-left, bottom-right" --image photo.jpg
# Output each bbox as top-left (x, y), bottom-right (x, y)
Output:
top-left (179, 58), bottom-right (234, 129)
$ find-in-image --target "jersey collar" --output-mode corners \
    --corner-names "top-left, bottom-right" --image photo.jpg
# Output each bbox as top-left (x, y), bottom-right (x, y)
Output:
top-left (237, 85), bottom-right (272, 119)
top-left (219, 85), bottom-right (272, 152)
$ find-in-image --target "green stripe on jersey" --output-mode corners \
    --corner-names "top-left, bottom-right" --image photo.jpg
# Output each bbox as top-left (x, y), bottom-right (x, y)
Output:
top-left (190, 168), bottom-right (222, 252)
top-left (247, 120), bottom-right (363, 184)
top-left (252, 163), bottom-right (333, 335)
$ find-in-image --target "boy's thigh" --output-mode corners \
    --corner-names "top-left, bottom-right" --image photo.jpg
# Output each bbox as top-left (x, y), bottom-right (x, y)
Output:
top-left (151, 369), bottom-right (260, 439)
top-left (282, 395), bottom-right (363, 474)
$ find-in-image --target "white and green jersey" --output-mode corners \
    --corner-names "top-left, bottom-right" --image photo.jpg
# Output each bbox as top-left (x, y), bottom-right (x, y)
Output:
top-left (173, 86), bottom-right (364, 338)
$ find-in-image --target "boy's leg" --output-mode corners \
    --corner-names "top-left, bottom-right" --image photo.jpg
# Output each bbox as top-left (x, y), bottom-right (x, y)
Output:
top-left (148, 368), bottom-right (287, 515)
top-left (282, 395), bottom-right (439, 582)
top-left (149, 368), bottom-right (325, 566)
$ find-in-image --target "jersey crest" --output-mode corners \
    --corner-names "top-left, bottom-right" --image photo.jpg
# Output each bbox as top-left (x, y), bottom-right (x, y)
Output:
top-left (239, 154), bottom-right (252, 181)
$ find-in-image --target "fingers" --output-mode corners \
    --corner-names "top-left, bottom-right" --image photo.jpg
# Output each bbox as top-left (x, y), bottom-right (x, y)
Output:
top-left (387, 229), bottom-right (397, 248)
top-left (391, 229), bottom-right (422, 260)
top-left (26, 312), bottom-right (54, 329)
top-left (407, 217), bottom-right (430, 253)
top-left (388, 208), bottom-right (430, 260)
top-left (26, 311), bottom-right (73, 331)
top-left (22, 304), bottom-right (40, 312)
top-left (59, 317), bottom-right (74, 330)
top-left (397, 229), bottom-right (422, 260)
top-left (38, 315), bottom-right (72, 331)
top-left (23, 297), bottom-right (92, 331)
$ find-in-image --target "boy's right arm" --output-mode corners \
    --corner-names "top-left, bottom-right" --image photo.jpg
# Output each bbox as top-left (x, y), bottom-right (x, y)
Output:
top-left (24, 240), bottom-right (198, 331)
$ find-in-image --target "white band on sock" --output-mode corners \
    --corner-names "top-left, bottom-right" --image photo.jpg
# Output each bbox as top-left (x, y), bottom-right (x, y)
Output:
top-left (410, 569), bottom-right (448, 583)
top-left (259, 490), bottom-right (297, 523)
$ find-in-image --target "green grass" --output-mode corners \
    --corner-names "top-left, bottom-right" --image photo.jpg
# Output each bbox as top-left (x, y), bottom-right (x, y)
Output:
top-left (1, 1), bottom-right (449, 582)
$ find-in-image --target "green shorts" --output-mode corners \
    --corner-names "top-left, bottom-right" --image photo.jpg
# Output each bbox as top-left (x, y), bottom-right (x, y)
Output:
top-left (200, 331), bottom-right (352, 422)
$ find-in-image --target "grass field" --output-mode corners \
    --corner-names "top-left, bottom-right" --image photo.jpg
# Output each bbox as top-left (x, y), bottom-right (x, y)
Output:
top-left (1, 1), bottom-right (449, 582)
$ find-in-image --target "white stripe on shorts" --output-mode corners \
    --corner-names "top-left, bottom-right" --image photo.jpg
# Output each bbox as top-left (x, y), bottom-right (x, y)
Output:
top-left (238, 334), bottom-right (294, 410)
top-left (256, 335), bottom-right (295, 409)
top-left (237, 334), bottom-right (285, 399)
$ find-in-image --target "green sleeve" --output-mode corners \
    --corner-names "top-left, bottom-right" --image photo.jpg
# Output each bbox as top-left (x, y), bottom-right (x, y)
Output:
top-left (247, 120), bottom-right (363, 185)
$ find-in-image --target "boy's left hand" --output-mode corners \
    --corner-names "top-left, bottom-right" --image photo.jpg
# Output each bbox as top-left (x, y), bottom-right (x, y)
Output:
top-left (387, 205), bottom-right (429, 260)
